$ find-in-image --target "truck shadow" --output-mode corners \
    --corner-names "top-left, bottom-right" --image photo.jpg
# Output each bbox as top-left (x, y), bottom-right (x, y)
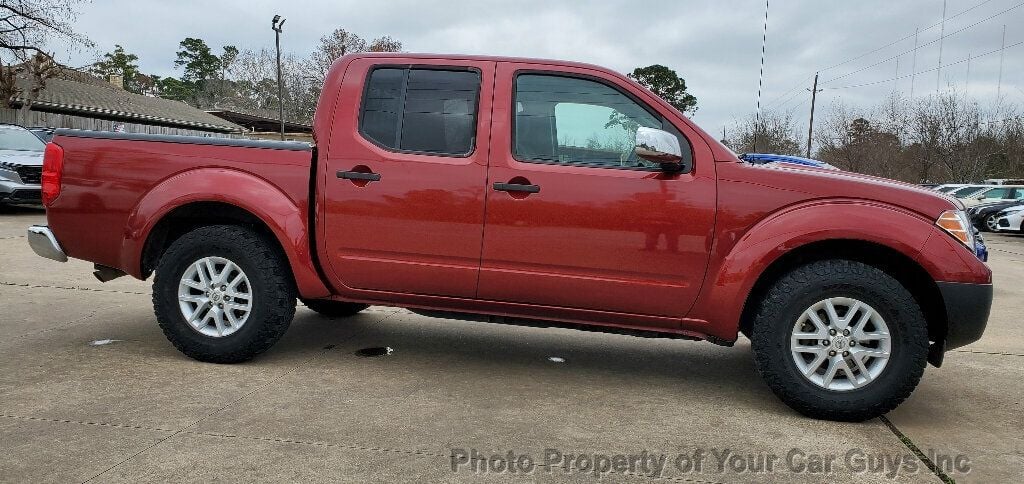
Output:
top-left (289, 309), bottom-right (800, 419)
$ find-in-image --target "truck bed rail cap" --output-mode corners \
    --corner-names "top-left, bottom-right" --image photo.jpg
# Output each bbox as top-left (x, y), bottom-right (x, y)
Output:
top-left (53, 129), bottom-right (312, 152)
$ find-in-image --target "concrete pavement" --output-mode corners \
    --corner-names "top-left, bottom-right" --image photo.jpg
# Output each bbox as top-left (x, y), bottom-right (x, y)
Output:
top-left (1, 207), bottom-right (1020, 482)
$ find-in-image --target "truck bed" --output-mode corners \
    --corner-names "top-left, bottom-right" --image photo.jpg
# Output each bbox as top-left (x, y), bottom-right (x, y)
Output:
top-left (46, 129), bottom-right (314, 278)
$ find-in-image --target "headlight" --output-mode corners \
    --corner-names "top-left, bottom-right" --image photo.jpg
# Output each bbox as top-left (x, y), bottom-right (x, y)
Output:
top-left (936, 210), bottom-right (976, 252)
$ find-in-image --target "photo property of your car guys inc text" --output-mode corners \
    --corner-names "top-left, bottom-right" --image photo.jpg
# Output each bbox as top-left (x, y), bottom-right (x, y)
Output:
top-left (1, 0), bottom-right (1022, 482)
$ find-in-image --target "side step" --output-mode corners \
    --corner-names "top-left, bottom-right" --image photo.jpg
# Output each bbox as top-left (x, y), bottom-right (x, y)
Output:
top-left (404, 308), bottom-right (728, 345)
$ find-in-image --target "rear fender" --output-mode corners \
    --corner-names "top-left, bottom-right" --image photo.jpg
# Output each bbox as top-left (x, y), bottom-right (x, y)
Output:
top-left (120, 168), bottom-right (330, 298)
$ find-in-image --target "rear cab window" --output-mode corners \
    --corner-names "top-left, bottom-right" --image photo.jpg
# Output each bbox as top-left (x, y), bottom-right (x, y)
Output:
top-left (359, 67), bottom-right (481, 156)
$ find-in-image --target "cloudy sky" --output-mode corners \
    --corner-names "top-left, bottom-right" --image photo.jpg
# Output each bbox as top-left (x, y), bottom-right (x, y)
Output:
top-left (51, 0), bottom-right (1023, 136)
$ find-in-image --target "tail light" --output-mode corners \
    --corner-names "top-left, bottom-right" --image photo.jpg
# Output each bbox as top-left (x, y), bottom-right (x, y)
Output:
top-left (41, 142), bottom-right (64, 206)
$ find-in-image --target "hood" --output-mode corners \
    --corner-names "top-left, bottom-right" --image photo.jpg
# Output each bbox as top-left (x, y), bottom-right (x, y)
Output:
top-left (0, 149), bottom-right (43, 167)
top-left (730, 162), bottom-right (960, 219)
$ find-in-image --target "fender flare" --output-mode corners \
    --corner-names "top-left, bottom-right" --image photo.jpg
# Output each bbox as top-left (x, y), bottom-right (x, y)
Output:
top-left (690, 200), bottom-right (938, 341)
top-left (118, 167), bottom-right (331, 299)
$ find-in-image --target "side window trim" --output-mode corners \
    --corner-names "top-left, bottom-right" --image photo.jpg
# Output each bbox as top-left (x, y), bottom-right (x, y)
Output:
top-left (511, 70), bottom-right (693, 172)
top-left (357, 64), bottom-right (482, 158)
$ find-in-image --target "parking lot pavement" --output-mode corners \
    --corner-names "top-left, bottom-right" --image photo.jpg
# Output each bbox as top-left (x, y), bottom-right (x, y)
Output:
top-left (1, 208), bottom-right (1021, 483)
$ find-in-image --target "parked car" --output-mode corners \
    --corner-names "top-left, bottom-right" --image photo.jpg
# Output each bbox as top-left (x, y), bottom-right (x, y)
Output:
top-left (947, 185), bottom-right (991, 198)
top-left (739, 153), bottom-right (840, 170)
top-left (933, 183), bottom-right (971, 193)
top-left (959, 185), bottom-right (1024, 208)
top-left (0, 123), bottom-right (45, 205)
top-left (28, 127), bottom-right (56, 143)
top-left (993, 204), bottom-right (1024, 233)
top-left (968, 198), bottom-right (1024, 231)
top-left (28, 53), bottom-right (993, 422)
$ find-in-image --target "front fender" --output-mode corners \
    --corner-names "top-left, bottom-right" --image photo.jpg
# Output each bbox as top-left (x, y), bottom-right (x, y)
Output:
top-left (689, 200), bottom-right (939, 342)
top-left (120, 168), bottom-right (330, 299)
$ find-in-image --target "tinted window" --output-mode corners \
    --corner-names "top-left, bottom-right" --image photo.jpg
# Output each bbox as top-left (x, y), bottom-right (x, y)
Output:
top-left (514, 74), bottom-right (688, 169)
top-left (980, 187), bottom-right (1010, 199)
top-left (359, 67), bottom-right (480, 156)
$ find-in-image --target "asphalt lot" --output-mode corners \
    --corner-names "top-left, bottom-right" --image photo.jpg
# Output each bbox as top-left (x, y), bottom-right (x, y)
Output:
top-left (0, 206), bottom-right (1021, 483)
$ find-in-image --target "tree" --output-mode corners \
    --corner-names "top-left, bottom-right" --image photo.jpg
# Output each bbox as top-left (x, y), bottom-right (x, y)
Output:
top-left (368, 36), bottom-right (402, 53)
top-left (628, 64), bottom-right (698, 115)
top-left (306, 28), bottom-right (401, 89)
top-left (90, 45), bottom-right (141, 92)
top-left (726, 110), bottom-right (801, 155)
top-left (0, 0), bottom-right (91, 123)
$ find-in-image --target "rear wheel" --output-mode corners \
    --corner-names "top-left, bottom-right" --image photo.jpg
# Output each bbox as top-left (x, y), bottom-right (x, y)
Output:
top-left (301, 299), bottom-right (369, 318)
top-left (153, 225), bottom-right (296, 363)
top-left (750, 259), bottom-right (928, 421)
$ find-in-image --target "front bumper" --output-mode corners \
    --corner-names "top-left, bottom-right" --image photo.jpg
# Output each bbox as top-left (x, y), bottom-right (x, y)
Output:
top-left (937, 281), bottom-right (992, 351)
top-left (27, 225), bottom-right (68, 262)
top-left (1, 178), bottom-right (42, 204)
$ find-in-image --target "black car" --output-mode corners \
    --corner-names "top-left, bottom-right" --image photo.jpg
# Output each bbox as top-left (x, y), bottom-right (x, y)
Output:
top-left (968, 198), bottom-right (1024, 231)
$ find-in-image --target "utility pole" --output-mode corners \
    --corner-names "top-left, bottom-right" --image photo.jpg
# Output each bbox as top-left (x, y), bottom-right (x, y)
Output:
top-left (272, 15), bottom-right (287, 141)
top-left (997, 24), bottom-right (1006, 100)
top-left (909, 27), bottom-right (919, 98)
top-left (965, 52), bottom-right (972, 94)
top-left (806, 72), bottom-right (820, 158)
top-left (936, 0), bottom-right (947, 94)
top-left (754, 0), bottom-right (769, 153)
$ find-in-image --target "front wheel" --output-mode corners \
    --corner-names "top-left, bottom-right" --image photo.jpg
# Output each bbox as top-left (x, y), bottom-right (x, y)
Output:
top-left (750, 259), bottom-right (929, 421)
top-left (153, 225), bottom-right (296, 363)
top-left (984, 214), bottom-right (999, 232)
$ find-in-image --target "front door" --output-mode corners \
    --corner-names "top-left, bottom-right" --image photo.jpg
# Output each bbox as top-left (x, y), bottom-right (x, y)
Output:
top-left (477, 63), bottom-right (716, 323)
top-left (321, 58), bottom-right (494, 298)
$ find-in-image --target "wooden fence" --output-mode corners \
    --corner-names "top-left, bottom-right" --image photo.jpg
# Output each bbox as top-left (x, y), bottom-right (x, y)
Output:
top-left (0, 108), bottom-right (244, 138)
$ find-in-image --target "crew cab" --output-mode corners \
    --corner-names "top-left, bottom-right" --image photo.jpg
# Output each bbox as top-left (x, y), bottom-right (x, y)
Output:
top-left (28, 53), bottom-right (992, 421)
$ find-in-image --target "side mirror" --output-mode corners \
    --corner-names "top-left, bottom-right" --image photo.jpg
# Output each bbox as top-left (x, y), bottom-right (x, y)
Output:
top-left (635, 127), bottom-right (684, 172)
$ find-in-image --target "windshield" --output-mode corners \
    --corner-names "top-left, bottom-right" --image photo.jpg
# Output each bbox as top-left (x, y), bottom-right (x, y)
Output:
top-left (951, 186), bottom-right (987, 197)
top-left (0, 126), bottom-right (46, 151)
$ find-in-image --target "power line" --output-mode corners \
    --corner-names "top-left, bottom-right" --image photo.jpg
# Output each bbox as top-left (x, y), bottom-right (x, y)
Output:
top-left (825, 40), bottom-right (1024, 90)
top-left (818, 0), bottom-right (995, 73)
top-left (822, 1), bottom-right (1024, 85)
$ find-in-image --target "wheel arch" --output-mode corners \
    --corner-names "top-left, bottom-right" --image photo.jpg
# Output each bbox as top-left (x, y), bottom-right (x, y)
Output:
top-left (736, 238), bottom-right (947, 361)
top-left (123, 168), bottom-right (331, 299)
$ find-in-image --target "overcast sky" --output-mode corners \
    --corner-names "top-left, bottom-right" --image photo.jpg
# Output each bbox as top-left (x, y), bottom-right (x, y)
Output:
top-left (52, 0), bottom-right (1023, 136)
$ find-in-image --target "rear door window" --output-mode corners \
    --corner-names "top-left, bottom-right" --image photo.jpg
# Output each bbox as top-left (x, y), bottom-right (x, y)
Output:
top-left (359, 67), bottom-right (480, 156)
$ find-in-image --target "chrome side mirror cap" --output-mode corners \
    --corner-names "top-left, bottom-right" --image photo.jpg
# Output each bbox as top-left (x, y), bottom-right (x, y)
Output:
top-left (635, 127), bottom-right (684, 172)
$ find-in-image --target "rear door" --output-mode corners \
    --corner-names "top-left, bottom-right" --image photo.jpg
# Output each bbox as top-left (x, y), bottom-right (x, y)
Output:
top-left (476, 62), bottom-right (716, 324)
top-left (321, 57), bottom-right (494, 298)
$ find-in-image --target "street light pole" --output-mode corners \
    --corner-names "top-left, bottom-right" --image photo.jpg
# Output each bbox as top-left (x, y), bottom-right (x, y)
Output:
top-left (272, 15), bottom-right (286, 141)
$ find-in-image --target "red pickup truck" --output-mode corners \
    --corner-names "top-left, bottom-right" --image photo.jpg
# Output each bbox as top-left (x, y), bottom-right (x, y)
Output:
top-left (28, 53), bottom-right (991, 421)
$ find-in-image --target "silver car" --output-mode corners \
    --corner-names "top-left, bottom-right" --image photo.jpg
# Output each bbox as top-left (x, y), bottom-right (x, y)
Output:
top-left (0, 124), bottom-right (46, 205)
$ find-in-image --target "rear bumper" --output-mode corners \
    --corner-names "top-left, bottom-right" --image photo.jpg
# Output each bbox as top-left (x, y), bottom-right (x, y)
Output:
top-left (27, 225), bottom-right (68, 262)
top-left (937, 281), bottom-right (992, 351)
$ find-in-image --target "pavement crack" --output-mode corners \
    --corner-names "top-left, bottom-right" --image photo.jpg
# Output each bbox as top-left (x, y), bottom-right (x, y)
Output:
top-left (0, 413), bottom-right (176, 433)
top-left (78, 312), bottom-right (386, 483)
top-left (878, 415), bottom-right (956, 484)
top-left (953, 349), bottom-right (1024, 357)
top-left (0, 281), bottom-right (148, 295)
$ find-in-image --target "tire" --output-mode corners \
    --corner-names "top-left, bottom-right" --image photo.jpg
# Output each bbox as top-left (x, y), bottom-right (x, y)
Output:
top-left (301, 299), bottom-right (369, 318)
top-left (749, 259), bottom-right (928, 421)
top-left (983, 214), bottom-right (999, 232)
top-left (152, 225), bottom-right (296, 363)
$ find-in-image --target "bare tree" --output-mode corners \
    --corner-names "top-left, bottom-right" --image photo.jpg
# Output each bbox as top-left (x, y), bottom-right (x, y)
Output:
top-left (725, 110), bottom-right (802, 155)
top-left (0, 0), bottom-right (91, 122)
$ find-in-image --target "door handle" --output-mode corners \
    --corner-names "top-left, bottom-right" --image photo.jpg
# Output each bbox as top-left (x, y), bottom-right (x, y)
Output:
top-left (337, 170), bottom-right (381, 182)
top-left (493, 182), bottom-right (540, 193)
